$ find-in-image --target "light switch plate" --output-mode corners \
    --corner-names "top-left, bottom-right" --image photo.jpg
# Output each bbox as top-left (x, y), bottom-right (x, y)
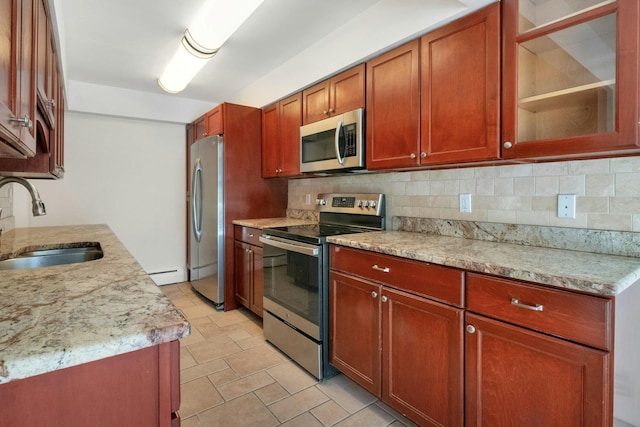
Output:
top-left (460, 193), bottom-right (472, 213)
top-left (558, 194), bottom-right (576, 218)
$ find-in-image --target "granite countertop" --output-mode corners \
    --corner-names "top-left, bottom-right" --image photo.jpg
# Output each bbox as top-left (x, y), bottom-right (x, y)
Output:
top-left (232, 217), bottom-right (317, 229)
top-left (0, 224), bottom-right (190, 384)
top-left (327, 231), bottom-right (640, 297)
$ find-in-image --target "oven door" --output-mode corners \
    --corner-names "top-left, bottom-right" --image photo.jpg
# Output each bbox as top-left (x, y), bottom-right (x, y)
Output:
top-left (259, 235), bottom-right (322, 340)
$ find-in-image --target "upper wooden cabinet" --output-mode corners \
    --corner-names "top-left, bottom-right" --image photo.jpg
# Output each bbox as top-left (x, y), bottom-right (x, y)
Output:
top-left (302, 64), bottom-right (365, 125)
top-left (501, 0), bottom-right (640, 159)
top-left (0, 0), bottom-right (64, 178)
top-left (0, 0), bottom-right (37, 158)
top-left (261, 93), bottom-right (302, 178)
top-left (205, 105), bottom-right (223, 136)
top-left (421, 3), bottom-right (500, 165)
top-left (366, 40), bottom-right (420, 170)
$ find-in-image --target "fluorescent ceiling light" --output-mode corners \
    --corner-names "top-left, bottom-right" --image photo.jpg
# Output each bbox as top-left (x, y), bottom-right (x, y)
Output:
top-left (158, 0), bottom-right (264, 94)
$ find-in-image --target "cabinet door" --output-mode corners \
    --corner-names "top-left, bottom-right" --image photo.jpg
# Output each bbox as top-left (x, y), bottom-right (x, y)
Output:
top-left (330, 64), bottom-right (365, 117)
top-left (206, 105), bottom-right (223, 136)
top-left (502, 0), bottom-right (639, 159)
top-left (278, 93), bottom-right (301, 177)
top-left (420, 3), bottom-right (500, 165)
top-left (261, 102), bottom-right (279, 178)
top-left (366, 40), bottom-right (420, 170)
top-left (0, 0), bottom-right (37, 157)
top-left (465, 313), bottom-right (610, 427)
top-left (193, 116), bottom-right (206, 140)
top-left (302, 80), bottom-right (330, 125)
top-left (382, 287), bottom-right (464, 427)
top-left (234, 240), bottom-right (251, 308)
top-left (329, 271), bottom-right (381, 396)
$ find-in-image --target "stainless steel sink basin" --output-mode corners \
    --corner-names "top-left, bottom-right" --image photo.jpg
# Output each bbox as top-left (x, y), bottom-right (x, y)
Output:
top-left (0, 243), bottom-right (104, 270)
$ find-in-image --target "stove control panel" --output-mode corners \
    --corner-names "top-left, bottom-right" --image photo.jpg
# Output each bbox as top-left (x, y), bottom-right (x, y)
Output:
top-left (316, 193), bottom-right (385, 216)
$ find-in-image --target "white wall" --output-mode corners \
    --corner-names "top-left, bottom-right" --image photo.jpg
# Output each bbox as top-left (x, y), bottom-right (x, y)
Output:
top-left (15, 112), bottom-right (187, 284)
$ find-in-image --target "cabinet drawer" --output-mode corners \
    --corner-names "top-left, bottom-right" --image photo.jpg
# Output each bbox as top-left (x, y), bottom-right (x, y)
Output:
top-left (234, 226), bottom-right (262, 246)
top-left (330, 245), bottom-right (464, 307)
top-left (467, 273), bottom-right (612, 350)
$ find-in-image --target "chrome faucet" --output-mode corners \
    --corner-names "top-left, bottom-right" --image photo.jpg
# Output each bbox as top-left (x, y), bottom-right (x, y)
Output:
top-left (0, 176), bottom-right (46, 216)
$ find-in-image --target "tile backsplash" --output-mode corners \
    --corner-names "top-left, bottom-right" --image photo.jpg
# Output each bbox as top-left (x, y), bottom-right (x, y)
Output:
top-left (288, 156), bottom-right (640, 233)
top-left (0, 184), bottom-right (14, 232)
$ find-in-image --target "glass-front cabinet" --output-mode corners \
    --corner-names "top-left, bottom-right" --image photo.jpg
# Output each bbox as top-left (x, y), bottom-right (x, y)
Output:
top-left (502, 0), bottom-right (639, 159)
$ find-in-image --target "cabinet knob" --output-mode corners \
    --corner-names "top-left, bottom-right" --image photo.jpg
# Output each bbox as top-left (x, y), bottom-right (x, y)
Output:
top-left (371, 291), bottom-right (378, 298)
top-left (10, 115), bottom-right (33, 131)
top-left (45, 99), bottom-right (56, 108)
top-left (381, 296), bottom-right (388, 303)
top-left (466, 325), bottom-right (476, 334)
top-left (503, 141), bottom-right (513, 149)
top-left (248, 233), bottom-right (254, 237)
top-left (328, 108), bottom-right (334, 114)
top-left (323, 110), bottom-right (328, 115)
top-left (409, 153), bottom-right (416, 159)
top-left (420, 152), bottom-right (426, 158)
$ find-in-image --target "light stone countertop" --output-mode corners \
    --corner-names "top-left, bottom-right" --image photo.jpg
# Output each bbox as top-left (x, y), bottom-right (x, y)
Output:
top-left (232, 217), bottom-right (317, 229)
top-left (327, 231), bottom-right (640, 297)
top-left (0, 224), bottom-right (190, 384)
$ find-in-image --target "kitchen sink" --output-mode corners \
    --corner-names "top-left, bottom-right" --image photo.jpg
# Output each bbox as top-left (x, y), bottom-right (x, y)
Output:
top-left (0, 243), bottom-right (104, 270)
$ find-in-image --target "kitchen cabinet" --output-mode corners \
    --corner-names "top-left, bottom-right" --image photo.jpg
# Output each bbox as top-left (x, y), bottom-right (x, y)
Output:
top-left (501, 0), bottom-right (640, 159)
top-left (205, 104), bottom-right (223, 136)
top-left (185, 103), bottom-right (288, 311)
top-left (234, 225), bottom-right (264, 317)
top-left (420, 3), bottom-right (500, 165)
top-left (465, 273), bottom-right (612, 427)
top-left (0, 0), bottom-right (65, 177)
top-left (329, 245), bottom-right (464, 427)
top-left (365, 40), bottom-right (420, 170)
top-left (0, 340), bottom-right (181, 427)
top-left (261, 93), bottom-right (301, 178)
top-left (0, 0), bottom-right (37, 158)
top-left (302, 64), bottom-right (365, 125)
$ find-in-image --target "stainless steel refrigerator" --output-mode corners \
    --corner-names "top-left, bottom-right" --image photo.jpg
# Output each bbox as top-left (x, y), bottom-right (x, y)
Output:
top-left (188, 136), bottom-right (224, 309)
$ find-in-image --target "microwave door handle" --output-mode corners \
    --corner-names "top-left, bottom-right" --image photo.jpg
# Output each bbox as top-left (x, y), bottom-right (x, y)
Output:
top-left (334, 120), bottom-right (346, 165)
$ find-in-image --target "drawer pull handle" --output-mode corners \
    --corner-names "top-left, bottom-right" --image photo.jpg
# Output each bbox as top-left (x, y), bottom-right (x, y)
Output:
top-left (248, 233), bottom-right (254, 237)
top-left (511, 298), bottom-right (543, 312)
top-left (372, 265), bottom-right (390, 273)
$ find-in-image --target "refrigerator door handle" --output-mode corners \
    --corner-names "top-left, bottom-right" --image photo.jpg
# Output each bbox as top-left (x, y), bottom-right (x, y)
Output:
top-left (192, 158), bottom-right (203, 242)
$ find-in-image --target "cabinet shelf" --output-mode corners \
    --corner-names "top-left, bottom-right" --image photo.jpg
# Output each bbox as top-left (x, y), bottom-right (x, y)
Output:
top-left (519, 0), bottom-right (615, 35)
top-left (518, 79), bottom-right (615, 113)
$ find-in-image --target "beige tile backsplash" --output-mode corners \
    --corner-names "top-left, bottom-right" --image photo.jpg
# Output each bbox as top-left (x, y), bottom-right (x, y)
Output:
top-left (288, 156), bottom-right (640, 232)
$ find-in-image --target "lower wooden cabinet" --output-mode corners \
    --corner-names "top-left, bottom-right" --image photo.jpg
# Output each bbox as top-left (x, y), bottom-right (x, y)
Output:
top-left (329, 246), bottom-right (464, 427)
top-left (0, 340), bottom-right (181, 427)
top-left (465, 313), bottom-right (609, 427)
top-left (234, 225), bottom-right (264, 316)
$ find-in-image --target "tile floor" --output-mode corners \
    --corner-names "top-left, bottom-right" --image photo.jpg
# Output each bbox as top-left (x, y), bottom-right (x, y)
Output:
top-left (161, 282), bottom-right (417, 427)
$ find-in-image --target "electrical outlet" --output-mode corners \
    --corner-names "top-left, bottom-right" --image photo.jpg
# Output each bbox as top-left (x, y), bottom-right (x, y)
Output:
top-left (460, 193), bottom-right (472, 213)
top-left (305, 193), bottom-right (311, 205)
top-left (558, 194), bottom-right (576, 218)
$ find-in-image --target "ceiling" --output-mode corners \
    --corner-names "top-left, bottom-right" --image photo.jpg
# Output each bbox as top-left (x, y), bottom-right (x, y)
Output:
top-left (52, 0), bottom-right (496, 112)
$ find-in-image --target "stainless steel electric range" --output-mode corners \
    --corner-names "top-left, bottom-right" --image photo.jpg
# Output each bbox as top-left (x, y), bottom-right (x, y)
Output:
top-left (259, 193), bottom-right (385, 380)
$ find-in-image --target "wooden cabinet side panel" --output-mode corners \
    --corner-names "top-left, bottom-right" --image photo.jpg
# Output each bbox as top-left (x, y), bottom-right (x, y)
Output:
top-left (0, 345), bottom-right (164, 427)
top-left (366, 39), bottom-right (420, 170)
top-left (421, 3), bottom-right (500, 164)
top-left (465, 313), bottom-right (610, 427)
top-left (383, 287), bottom-right (464, 427)
top-left (329, 271), bottom-right (382, 396)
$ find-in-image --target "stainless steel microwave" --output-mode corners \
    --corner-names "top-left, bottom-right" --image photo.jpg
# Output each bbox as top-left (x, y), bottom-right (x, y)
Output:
top-left (300, 108), bottom-right (365, 173)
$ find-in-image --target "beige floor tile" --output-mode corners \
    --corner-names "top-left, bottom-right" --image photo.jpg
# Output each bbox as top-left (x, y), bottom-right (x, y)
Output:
top-left (280, 412), bottom-right (324, 427)
top-left (224, 344), bottom-right (286, 377)
top-left (213, 309), bottom-right (255, 327)
top-left (180, 377), bottom-right (224, 418)
top-left (236, 335), bottom-right (267, 350)
top-left (198, 393), bottom-right (279, 427)
top-left (269, 387), bottom-right (330, 423)
top-left (181, 358), bottom-right (230, 383)
top-left (311, 400), bottom-right (350, 426)
top-left (180, 346), bottom-right (198, 370)
top-left (188, 335), bottom-right (242, 363)
top-left (227, 327), bottom-right (253, 342)
top-left (316, 374), bottom-right (377, 414)
top-left (180, 326), bottom-right (206, 347)
top-left (239, 318), bottom-right (264, 336)
top-left (374, 402), bottom-right (419, 426)
top-left (208, 367), bottom-right (240, 386)
top-left (254, 382), bottom-right (289, 405)
top-left (217, 371), bottom-right (275, 401)
top-left (267, 361), bottom-right (318, 394)
top-left (181, 303), bottom-right (221, 321)
top-left (334, 404), bottom-right (395, 427)
top-left (180, 416), bottom-right (201, 427)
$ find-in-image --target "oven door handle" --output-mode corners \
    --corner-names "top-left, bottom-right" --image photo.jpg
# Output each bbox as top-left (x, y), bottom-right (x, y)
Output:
top-left (259, 235), bottom-right (319, 257)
